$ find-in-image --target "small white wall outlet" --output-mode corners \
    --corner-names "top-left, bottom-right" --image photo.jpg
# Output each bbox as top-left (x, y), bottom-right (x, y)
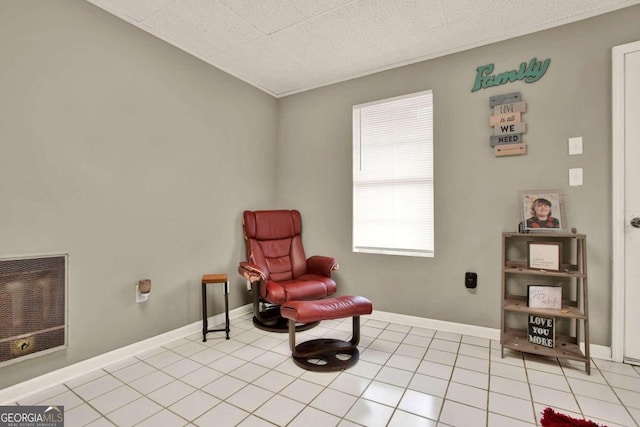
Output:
top-left (136, 284), bottom-right (150, 303)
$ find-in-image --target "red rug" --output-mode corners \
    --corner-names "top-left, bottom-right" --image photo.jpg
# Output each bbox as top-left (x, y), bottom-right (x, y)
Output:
top-left (540, 407), bottom-right (606, 427)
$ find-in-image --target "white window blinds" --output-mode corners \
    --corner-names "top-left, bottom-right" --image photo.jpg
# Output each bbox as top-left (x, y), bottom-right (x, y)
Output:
top-left (352, 90), bottom-right (434, 257)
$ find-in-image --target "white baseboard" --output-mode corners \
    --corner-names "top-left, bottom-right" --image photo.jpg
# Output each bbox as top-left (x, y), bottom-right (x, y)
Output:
top-left (585, 343), bottom-right (612, 361)
top-left (370, 309), bottom-right (501, 341)
top-left (1, 305), bottom-right (613, 404)
top-left (0, 304), bottom-right (253, 405)
top-left (371, 309), bottom-right (613, 362)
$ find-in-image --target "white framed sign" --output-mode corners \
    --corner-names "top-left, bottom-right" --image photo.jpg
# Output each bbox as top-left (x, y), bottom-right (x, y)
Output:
top-left (527, 242), bottom-right (561, 271)
top-left (527, 285), bottom-right (562, 309)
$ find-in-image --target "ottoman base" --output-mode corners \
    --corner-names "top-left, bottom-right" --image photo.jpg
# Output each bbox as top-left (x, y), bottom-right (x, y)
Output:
top-left (288, 318), bottom-right (361, 372)
top-left (281, 296), bottom-right (372, 372)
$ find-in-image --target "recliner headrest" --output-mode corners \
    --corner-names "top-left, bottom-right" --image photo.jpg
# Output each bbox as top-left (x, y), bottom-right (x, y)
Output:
top-left (243, 210), bottom-right (302, 240)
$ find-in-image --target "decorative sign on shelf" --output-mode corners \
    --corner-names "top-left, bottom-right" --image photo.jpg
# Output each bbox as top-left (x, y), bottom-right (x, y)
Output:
top-left (527, 285), bottom-right (562, 309)
top-left (528, 315), bottom-right (555, 348)
top-left (489, 92), bottom-right (527, 157)
top-left (471, 57), bottom-right (551, 92)
top-left (528, 242), bottom-right (561, 271)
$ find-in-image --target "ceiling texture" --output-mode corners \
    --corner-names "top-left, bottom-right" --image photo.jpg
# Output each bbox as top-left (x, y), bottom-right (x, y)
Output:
top-left (86, 0), bottom-right (640, 98)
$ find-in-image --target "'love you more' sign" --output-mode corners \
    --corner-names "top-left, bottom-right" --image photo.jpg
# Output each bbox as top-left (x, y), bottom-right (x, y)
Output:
top-left (528, 315), bottom-right (555, 348)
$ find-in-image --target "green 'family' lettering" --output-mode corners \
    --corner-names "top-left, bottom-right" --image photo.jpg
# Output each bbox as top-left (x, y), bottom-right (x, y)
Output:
top-left (471, 58), bottom-right (551, 92)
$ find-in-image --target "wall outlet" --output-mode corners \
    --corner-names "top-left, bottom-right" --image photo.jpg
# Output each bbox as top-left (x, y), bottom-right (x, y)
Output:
top-left (136, 284), bottom-right (150, 303)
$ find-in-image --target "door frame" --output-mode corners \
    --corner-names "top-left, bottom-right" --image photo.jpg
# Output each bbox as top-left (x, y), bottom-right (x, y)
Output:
top-left (611, 40), bottom-right (640, 363)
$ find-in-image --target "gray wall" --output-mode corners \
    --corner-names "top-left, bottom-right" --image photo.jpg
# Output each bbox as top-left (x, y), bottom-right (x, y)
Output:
top-left (0, 0), bottom-right (277, 388)
top-left (277, 5), bottom-right (640, 348)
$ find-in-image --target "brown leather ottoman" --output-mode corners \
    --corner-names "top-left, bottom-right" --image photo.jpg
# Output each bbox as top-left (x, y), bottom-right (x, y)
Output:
top-left (280, 295), bottom-right (373, 371)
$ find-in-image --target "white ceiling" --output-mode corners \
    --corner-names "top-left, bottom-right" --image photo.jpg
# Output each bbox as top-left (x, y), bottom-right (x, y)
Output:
top-left (86, 0), bottom-right (640, 97)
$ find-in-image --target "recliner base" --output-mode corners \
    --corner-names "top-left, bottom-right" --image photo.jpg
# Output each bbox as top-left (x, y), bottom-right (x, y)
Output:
top-left (252, 315), bottom-right (319, 333)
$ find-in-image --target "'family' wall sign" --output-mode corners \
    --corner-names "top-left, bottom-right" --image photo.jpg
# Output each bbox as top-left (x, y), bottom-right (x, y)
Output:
top-left (471, 57), bottom-right (551, 92)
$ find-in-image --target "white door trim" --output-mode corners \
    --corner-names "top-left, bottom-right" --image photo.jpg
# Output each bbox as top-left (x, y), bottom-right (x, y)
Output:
top-left (611, 40), bottom-right (640, 363)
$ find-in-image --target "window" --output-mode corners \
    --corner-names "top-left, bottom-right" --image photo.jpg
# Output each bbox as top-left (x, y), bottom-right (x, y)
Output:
top-left (352, 90), bottom-right (434, 257)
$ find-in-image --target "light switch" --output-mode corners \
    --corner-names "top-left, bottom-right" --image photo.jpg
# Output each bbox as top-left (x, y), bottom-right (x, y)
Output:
top-left (569, 168), bottom-right (583, 186)
top-left (568, 137), bottom-right (583, 155)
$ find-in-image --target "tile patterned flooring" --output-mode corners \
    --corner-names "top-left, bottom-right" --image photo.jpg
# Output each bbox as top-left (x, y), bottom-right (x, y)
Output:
top-left (11, 313), bottom-right (640, 426)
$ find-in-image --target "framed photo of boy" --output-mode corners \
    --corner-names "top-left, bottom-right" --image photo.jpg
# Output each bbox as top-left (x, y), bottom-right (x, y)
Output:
top-left (519, 190), bottom-right (566, 232)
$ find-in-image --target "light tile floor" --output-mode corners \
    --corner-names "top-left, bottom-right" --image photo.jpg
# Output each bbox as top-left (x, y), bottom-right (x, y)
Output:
top-left (11, 314), bottom-right (640, 426)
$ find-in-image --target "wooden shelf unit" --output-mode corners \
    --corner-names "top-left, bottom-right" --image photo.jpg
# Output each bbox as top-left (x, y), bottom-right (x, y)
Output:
top-left (500, 232), bottom-right (590, 374)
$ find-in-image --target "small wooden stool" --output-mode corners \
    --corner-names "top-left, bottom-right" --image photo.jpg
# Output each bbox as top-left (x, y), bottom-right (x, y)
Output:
top-left (201, 274), bottom-right (230, 341)
top-left (281, 295), bottom-right (372, 371)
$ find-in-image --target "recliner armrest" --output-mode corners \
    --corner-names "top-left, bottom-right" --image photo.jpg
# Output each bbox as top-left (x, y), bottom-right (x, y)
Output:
top-left (306, 256), bottom-right (339, 277)
top-left (238, 262), bottom-right (268, 282)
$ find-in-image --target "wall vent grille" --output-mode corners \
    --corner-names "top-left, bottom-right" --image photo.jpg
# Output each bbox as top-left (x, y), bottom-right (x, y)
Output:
top-left (0, 254), bottom-right (67, 366)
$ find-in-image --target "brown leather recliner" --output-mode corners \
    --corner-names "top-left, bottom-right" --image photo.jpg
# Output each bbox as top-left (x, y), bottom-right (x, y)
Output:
top-left (238, 210), bottom-right (338, 332)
